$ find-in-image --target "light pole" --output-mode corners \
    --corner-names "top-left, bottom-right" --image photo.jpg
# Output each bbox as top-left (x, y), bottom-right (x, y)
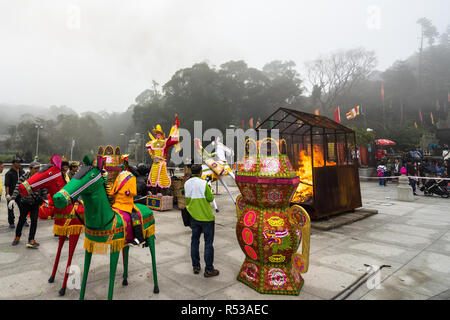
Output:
top-left (70, 138), bottom-right (76, 161)
top-left (120, 133), bottom-right (127, 153)
top-left (35, 124), bottom-right (43, 161)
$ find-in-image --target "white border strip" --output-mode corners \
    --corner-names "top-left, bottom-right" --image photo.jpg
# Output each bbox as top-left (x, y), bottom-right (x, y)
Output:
top-left (69, 172), bottom-right (103, 198)
top-left (30, 172), bottom-right (62, 188)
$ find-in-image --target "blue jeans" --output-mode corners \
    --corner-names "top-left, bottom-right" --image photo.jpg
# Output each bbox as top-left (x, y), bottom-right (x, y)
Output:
top-left (190, 217), bottom-right (215, 271)
top-left (379, 178), bottom-right (385, 186)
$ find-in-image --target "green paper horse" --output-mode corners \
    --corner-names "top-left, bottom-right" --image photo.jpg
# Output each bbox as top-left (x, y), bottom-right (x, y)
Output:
top-left (53, 155), bottom-right (159, 300)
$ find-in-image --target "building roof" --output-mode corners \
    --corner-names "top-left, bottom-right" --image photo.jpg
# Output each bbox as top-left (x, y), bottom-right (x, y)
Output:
top-left (256, 107), bottom-right (354, 136)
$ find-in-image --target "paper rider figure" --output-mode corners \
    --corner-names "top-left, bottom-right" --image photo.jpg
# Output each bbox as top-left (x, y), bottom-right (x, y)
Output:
top-left (194, 138), bottom-right (236, 212)
top-left (106, 155), bottom-right (145, 247)
top-left (145, 115), bottom-right (180, 196)
top-left (211, 136), bottom-right (235, 180)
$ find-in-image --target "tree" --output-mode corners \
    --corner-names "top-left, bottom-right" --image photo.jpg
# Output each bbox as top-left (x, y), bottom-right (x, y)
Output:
top-left (163, 63), bottom-right (231, 134)
top-left (132, 82), bottom-right (167, 135)
top-left (417, 18), bottom-right (440, 47)
top-left (382, 60), bottom-right (418, 126)
top-left (349, 126), bottom-right (375, 146)
top-left (305, 48), bottom-right (377, 115)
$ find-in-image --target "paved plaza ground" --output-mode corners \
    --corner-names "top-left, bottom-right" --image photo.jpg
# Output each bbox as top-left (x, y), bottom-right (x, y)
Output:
top-left (0, 174), bottom-right (449, 300)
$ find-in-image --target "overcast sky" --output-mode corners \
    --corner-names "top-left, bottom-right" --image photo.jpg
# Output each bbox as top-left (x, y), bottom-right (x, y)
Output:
top-left (0, 0), bottom-right (449, 113)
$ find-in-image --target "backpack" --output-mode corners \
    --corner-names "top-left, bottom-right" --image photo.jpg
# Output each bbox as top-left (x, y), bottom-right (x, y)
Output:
top-left (180, 208), bottom-right (191, 227)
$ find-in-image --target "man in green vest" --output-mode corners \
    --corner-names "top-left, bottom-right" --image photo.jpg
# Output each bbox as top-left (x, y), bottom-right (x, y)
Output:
top-left (184, 164), bottom-right (219, 277)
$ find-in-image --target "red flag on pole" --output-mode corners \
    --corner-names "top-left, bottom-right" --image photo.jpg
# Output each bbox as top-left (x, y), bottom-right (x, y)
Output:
top-left (334, 106), bottom-right (341, 123)
top-left (314, 109), bottom-right (319, 115)
top-left (249, 118), bottom-right (254, 128)
top-left (381, 83), bottom-right (385, 103)
top-left (419, 109), bottom-right (423, 122)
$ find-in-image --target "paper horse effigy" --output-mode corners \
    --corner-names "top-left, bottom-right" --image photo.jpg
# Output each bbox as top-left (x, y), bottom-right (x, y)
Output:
top-left (145, 115), bottom-right (180, 195)
top-left (53, 155), bottom-right (158, 300)
top-left (234, 138), bottom-right (311, 295)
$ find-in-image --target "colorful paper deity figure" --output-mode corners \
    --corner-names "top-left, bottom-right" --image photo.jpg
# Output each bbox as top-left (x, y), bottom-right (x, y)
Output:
top-left (107, 156), bottom-right (145, 246)
top-left (194, 137), bottom-right (236, 212)
top-left (211, 136), bottom-right (235, 179)
top-left (234, 138), bottom-right (311, 295)
top-left (146, 115), bottom-right (180, 195)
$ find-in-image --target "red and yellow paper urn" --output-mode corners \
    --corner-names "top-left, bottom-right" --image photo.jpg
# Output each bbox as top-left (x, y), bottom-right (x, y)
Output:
top-left (235, 138), bottom-right (311, 295)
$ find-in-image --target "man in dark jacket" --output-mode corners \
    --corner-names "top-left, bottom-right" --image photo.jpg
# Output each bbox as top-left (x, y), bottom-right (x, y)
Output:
top-left (4, 158), bottom-right (25, 228)
top-left (406, 161), bottom-right (418, 196)
top-left (9, 162), bottom-right (47, 248)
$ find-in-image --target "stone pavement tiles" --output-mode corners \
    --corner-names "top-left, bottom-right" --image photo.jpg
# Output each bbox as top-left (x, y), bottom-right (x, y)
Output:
top-left (0, 180), bottom-right (449, 300)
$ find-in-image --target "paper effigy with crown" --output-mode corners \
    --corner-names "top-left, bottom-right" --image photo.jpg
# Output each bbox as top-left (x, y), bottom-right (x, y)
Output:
top-left (145, 115), bottom-right (180, 211)
top-left (234, 138), bottom-right (311, 295)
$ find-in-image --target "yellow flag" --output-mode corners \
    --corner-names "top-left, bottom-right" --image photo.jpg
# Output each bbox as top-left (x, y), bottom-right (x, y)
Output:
top-left (431, 112), bottom-right (435, 125)
top-left (414, 122), bottom-right (418, 129)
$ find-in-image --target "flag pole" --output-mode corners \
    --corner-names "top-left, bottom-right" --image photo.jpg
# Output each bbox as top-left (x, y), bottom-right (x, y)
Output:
top-left (362, 104), bottom-right (368, 129)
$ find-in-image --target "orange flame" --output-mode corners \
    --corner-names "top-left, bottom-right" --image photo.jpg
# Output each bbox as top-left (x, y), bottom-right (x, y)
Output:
top-left (292, 145), bottom-right (336, 203)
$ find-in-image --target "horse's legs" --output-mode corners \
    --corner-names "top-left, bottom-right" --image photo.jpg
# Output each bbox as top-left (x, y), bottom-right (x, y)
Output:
top-left (59, 233), bottom-right (80, 296)
top-left (79, 250), bottom-right (92, 300)
top-left (122, 246), bottom-right (129, 286)
top-left (49, 235), bottom-right (66, 283)
top-left (108, 251), bottom-right (120, 300)
top-left (147, 235), bottom-right (159, 293)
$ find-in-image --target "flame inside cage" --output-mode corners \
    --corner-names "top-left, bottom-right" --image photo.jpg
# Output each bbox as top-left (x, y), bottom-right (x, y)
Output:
top-left (292, 146), bottom-right (337, 203)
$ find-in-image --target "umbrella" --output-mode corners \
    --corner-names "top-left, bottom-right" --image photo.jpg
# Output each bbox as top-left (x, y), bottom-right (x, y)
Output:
top-left (374, 139), bottom-right (396, 146)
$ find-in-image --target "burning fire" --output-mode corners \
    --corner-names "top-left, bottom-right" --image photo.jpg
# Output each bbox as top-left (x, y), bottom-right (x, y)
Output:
top-left (292, 145), bottom-right (336, 203)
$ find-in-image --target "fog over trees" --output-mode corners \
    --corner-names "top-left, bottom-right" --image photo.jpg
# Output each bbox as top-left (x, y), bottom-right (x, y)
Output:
top-left (1, 17), bottom-right (449, 162)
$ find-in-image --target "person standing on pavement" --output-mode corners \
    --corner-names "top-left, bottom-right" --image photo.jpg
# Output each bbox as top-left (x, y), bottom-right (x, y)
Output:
top-left (4, 158), bottom-right (25, 229)
top-left (377, 162), bottom-right (387, 186)
top-left (0, 161), bottom-right (4, 202)
top-left (9, 162), bottom-right (47, 248)
top-left (184, 164), bottom-right (219, 278)
top-left (406, 160), bottom-right (418, 196)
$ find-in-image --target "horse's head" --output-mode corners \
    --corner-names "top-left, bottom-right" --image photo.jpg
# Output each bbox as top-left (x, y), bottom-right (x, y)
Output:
top-left (53, 155), bottom-right (105, 209)
top-left (19, 154), bottom-right (65, 197)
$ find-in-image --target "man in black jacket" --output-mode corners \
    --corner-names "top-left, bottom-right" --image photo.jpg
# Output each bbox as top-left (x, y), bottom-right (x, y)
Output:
top-left (9, 162), bottom-right (47, 248)
top-left (406, 161), bottom-right (418, 196)
top-left (4, 158), bottom-right (25, 228)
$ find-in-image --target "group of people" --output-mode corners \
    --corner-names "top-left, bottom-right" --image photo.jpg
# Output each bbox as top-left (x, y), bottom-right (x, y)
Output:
top-left (377, 153), bottom-right (449, 195)
top-left (1, 157), bottom-right (79, 248)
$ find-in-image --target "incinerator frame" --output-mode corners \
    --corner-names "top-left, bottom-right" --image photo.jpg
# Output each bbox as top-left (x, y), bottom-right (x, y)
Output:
top-left (256, 107), bottom-right (362, 220)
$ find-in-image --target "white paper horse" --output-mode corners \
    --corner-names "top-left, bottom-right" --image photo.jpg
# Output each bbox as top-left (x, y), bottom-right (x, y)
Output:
top-left (194, 138), bottom-right (236, 212)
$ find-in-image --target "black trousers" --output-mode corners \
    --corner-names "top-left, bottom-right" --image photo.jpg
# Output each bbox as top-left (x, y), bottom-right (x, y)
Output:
top-left (7, 199), bottom-right (17, 225)
top-left (15, 201), bottom-right (39, 241)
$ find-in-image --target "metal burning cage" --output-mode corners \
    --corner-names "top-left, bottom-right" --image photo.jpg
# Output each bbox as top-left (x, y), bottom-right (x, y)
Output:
top-left (257, 107), bottom-right (362, 220)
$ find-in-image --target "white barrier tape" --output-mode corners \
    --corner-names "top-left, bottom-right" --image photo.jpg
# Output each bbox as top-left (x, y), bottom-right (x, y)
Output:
top-left (360, 176), bottom-right (450, 181)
